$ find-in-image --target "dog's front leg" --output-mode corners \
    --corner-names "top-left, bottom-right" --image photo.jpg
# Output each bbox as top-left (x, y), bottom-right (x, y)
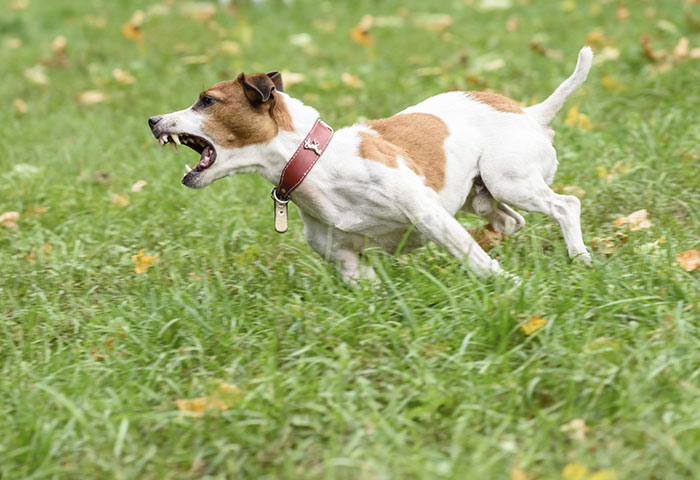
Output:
top-left (300, 213), bottom-right (377, 284)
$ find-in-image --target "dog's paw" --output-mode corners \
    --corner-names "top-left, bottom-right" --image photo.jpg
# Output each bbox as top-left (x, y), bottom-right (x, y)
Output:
top-left (572, 251), bottom-right (593, 267)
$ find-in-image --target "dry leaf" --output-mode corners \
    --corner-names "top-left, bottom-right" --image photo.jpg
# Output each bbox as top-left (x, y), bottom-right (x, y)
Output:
top-left (181, 3), bottom-right (217, 22)
top-left (5, 37), bottom-right (22, 49)
top-left (415, 14), bottom-right (453, 34)
top-left (468, 224), bottom-right (505, 252)
top-left (131, 180), bottom-right (147, 192)
top-left (635, 236), bottom-right (665, 254)
top-left (341, 72), bottom-right (364, 88)
top-left (529, 40), bottom-right (563, 60)
top-left (511, 465), bottom-right (528, 480)
top-left (176, 383), bottom-right (241, 417)
top-left (563, 463), bottom-right (589, 480)
top-left (565, 105), bottom-right (593, 130)
top-left (521, 314), bottom-right (547, 335)
top-left (506, 15), bottom-right (520, 32)
top-left (673, 37), bottom-right (689, 60)
top-left (11, 0), bottom-right (28, 10)
top-left (0, 211), bottom-right (20, 230)
top-left (590, 237), bottom-right (616, 256)
top-left (616, 4), bottom-right (629, 20)
top-left (594, 46), bottom-right (620, 64)
top-left (112, 68), bottom-right (135, 84)
top-left (26, 205), bottom-right (48, 214)
top-left (350, 15), bottom-right (374, 46)
top-left (24, 65), bottom-right (49, 87)
top-left (13, 98), bottom-right (28, 114)
top-left (585, 30), bottom-right (606, 47)
top-left (676, 249), bottom-right (700, 272)
top-left (220, 40), bottom-right (240, 55)
top-left (76, 90), bottom-right (108, 105)
top-left (131, 249), bottom-right (158, 274)
top-left (26, 252), bottom-right (36, 262)
top-left (121, 10), bottom-right (145, 42)
top-left (52, 35), bottom-right (67, 52)
top-left (111, 192), bottom-right (130, 207)
top-left (562, 185), bottom-right (586, 198)
top-left (560, 418), bottom-right (589, 441)
top-left (280, 70), bottom-right (305, 88)
top-left (601, 76), bottom-right (622, 91)
top-left (640, 34), bottom-right (663, 62)
top-left (40, 243), bottom-right (53, 255)
top-left (612, 209), bottom-right (651, 230)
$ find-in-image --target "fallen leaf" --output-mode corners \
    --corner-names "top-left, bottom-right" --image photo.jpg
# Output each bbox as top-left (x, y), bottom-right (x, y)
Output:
top-left (111, 192), bottom-right (130, 207)
top-left (612, 209), bottom-right (651, 230)
top-left (562, 185), bottom-right (586, 198)
top-left (13, 98), bottom-right (28, 114)
top-left (511, 465), bottom-right (528, 480)
top-left (589, 470), bottom-right (616, 480)
top-left (341, 72), bottom-right (364, 88)
top-left (634, 236), bottom-right (665, 254)
top-left (176, 383), bottom-right (241, 417)
top-left (131, 180), bottom-right (148, 192)
top-left (24, 65), bottom-right (49, 87)
top-left (585, 30), bottom-right (606, 47)
top-left (590, 237), bottom-right (616, 256)
top-left (40, 243), bottom-right (53, 255)
top-left (676, 249), bottom-right (700, 272)
top-left (616, 4), bottom-right (629, 20)
top-left (11, 0), bottom-right (28, 10)
top-left (4, 37), bottom-right (22, 49)
top-left (0, 211), bottom-right (20, 230)
top-left (690, 47), bottom-right (700, 59)
top-left (181, 2), bottom-right (217, 22)
top-left (76, 90), bottom-right (109, 105)
top-left (350, 15), bottom-right (374, 46)
top-left (506, 15), bottom-right (520, 32)
top-left (530, 40), bottom-right (563, 59)
top-left (26, 252), bottom-right (35, 262)
top-left (673, 37), bottom-right (689, 60)
top-left (131, 249), bottom-right (158, 274)
top-left (521, 314), bottom-right (547, 335)
top-left (112, 68), bottom-right (135, 84)
top-left (415, 14), bottom-right (453, 34)
top-left (594, 46), bottom-right (620, 64)
top-left (560, 418), bottom-right (588, 441)
top-left (52, 35), bottom-right (67, 53)
top-left (601, 76), bottom-right (623, 91)
top-left (280, 70), bottom-right (305, 88)
top-left (468, 224), bottom-right (505, 252)
top-left (640, 33), bottom-right (663, 62)
top-left (121, 10), bottom-right (145, 42)
top-left (565, 105), bottom-right (593, 130)
top-left (26, 205), bottom-right (48, 214)
top-left (562, 463), bottom-right (589, 480)
top-left (219, 40), bottom-right (240, 55)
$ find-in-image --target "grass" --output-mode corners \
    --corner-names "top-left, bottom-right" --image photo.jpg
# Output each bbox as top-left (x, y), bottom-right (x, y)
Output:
top-left (1, 0), bottom-right (700, 478)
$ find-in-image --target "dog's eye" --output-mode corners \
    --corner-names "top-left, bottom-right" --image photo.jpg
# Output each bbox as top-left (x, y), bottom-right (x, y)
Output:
top-left (198, 96), bottom-right (215, 108)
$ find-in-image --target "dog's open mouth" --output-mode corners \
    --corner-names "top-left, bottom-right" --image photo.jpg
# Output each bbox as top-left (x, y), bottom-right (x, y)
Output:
top-left (157, 133), bottom-right (217, 173)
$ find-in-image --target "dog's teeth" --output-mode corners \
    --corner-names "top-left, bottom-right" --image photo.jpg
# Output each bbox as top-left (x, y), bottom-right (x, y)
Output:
top-left (171, 142), bottom-right (178, 152)
top-left (186, 164), bottom-right (192, 172)
top-left (172, 134), bottom-right (181, 145)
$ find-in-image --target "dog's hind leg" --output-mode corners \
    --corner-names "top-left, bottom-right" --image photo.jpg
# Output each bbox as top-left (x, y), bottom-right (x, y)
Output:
top-left (464, 178), bottom-right (526, 234)
top-left (481, 171), bottom-right (591, 265)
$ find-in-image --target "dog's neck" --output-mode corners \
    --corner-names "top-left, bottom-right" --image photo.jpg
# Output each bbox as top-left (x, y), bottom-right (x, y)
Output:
top-left (240, 93), bottom-right (323, 185)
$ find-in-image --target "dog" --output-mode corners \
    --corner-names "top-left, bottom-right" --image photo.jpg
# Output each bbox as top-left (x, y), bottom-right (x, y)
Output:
top-left (148, 47), bottom-right (593, 283)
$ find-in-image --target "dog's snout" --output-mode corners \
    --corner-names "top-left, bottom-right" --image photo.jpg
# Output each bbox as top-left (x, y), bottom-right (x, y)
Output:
top-left (148, 115), bottom-right (163, 129)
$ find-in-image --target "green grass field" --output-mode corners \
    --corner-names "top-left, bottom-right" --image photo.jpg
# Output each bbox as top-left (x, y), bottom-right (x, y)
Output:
top-left (2, 0), bottom-right (700, 478)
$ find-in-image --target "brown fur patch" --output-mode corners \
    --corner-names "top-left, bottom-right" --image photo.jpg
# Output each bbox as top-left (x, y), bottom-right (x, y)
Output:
top-left (201, 78), bottom-right (293, 149)
top-left (361, 113), bottom-right (449, 192)
top-left (468, 91), bottom-right (524, 114)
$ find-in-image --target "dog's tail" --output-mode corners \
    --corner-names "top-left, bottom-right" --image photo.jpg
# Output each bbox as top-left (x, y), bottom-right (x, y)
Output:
top-left (524, 46), bottom-right (593, 126)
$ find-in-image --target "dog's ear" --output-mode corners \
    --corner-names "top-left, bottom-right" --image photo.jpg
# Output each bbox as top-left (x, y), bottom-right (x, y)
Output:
top-left (238, 73), bottom-right (276, 104)
top-left (266, 71), bottom-right (284, 93)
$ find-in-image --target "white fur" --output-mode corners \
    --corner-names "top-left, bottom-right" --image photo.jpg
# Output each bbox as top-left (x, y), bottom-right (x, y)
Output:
top-left (153, 47), bottom-right (593, 283)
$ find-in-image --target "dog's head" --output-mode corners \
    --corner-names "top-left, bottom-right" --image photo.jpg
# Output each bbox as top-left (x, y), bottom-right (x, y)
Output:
top-left (148, 71), bottom-right (293, 188)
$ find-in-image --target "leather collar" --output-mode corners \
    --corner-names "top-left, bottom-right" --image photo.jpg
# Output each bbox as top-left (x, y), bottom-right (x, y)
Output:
top-left (272, 118), bottom-right (334, 201)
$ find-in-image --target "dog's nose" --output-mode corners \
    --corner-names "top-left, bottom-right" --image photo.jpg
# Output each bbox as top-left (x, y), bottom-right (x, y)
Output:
top-left (148, 116), bottom-right (162, 129)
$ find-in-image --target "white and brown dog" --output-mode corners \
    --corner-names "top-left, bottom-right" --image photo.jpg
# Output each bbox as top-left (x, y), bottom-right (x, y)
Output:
top-left (149, 47), bottom-right (593, 283)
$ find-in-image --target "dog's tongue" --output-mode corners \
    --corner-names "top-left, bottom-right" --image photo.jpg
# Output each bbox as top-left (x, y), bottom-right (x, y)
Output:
top-left (198, 145), bottom-right (214, 169)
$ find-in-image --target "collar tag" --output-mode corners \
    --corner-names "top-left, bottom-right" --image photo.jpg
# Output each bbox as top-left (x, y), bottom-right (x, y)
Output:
top-left (271, 188), bottom-right (289, 233)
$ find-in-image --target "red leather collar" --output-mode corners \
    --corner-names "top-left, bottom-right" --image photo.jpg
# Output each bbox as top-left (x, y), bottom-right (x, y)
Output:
top-left (272, 118), bottom-right (334, 201)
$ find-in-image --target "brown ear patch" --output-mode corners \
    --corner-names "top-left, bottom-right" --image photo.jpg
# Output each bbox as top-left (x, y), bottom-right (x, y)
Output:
top-left (468, 91), bottom-right (524, 114)
top-left (361, 113), bottom-right (448, 192)
top-left (201, 79), bottom-right (293, 149)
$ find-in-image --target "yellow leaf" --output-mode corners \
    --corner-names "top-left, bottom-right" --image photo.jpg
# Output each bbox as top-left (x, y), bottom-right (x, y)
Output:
top-left (612, 209), bottom-right (651, 230)
top-left (673, 37), bottom-right (689, 60)
top-left (467, 224), bottom-right (505, 252)
top-left (5, 37), bottom-right (22, 49)
top-left (521, 314), bottom-right (547, 335)
top-left (24, 65), bottom-right (49, 87)
top-left (220, 40), bottom-right (240, 55)
top-left (590, 237), bottom-right (616, 256)
top-left (415, 14), bottom-right (453, 34)
top-left (180, 2), bottom-right (217, 22)
top-left (341, 72), bottom-right (364, 88)
top-left (52, 35), bottom-right (67, 53)
top-left (511, 465), bottom-right (528, 480)
top-left (350, 15), bottom-right (374, 46)
top-left (111, 192), bottom-right (130, 208)
top-left (131, 180), bottom-right (147, 192)
top-left (175, 397), bottom-right (207, 416)
top-left (560, 418), bottom-right (588, 441)
top-left (280, 70), bottom-right (305, 88)
top-left (562, 462), bottom-right (589, 480)
top-left (585, 30), bottom-right (606, 47)
top-left (616, 4), bottom-right (629, 21)
top-left (676, 249), bottom-right (700, 272)
top-left (176, 383), bottom-right (241, 417)
top-left (112, 68), bottom-right (135, 84)
top-left (131, 249), bottom-right (158, 274)
top-left (601, 76), bottom-right (622, 91)
top-left (565, 105), bottom-right (594, 130)
top-left (13, 98), bottom-right (28, 114)
top-left (121, 11), bottom-right (145, 42)
top-left (11, 0), bottom-right (28, 10)
top-left (562, 185), bottom-right (586, 198)
top-left (506, 15), bottom-right (520, 32)
top-left (0, 211), bottom-right (20, 230)
top-left (26, 205), bottom-right (48, 214)
top-left (76, 90), bottom-right (109, 106)
top-left (589, 469), bottom-right (617, 480)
